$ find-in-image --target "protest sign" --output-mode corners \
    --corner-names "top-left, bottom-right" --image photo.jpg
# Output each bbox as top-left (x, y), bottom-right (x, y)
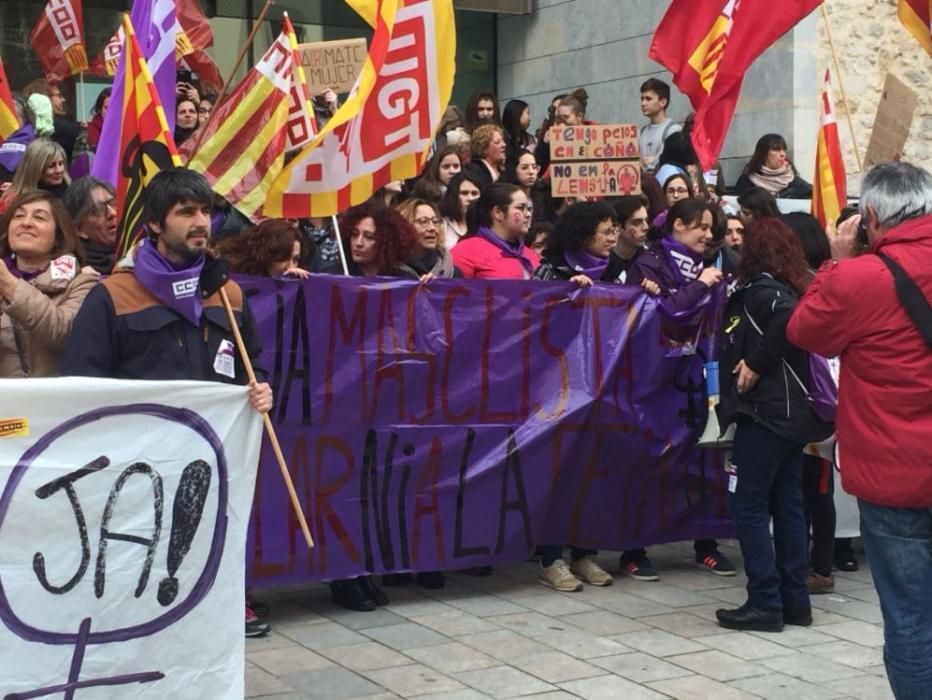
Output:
top-left (239, 276), bottom-right (732, 585)
top-left (0, 379), bottom-right (262, 699)
top-left (864, 73), bottom-right (917, 168)
top-left (296, 37), bottom-right (367, 94)
top-left (549, 124), bottom-right (641, 196)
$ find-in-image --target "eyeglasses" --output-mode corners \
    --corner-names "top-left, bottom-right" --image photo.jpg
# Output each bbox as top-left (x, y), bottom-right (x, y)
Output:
top-left (91, 198), bottom-right (117, 215)
top-left (414, 217), bottom-right (442, 227)
top-left (595, 225), bottom-right (620, 236)
top-left (666, 187), bottom-right (690, 196)
top-left (511, 203), bottom-right (534, 213)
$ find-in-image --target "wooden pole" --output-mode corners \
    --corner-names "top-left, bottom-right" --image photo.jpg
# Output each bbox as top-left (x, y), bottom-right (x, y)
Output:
top-left (219, 286), bottom-right (314, 549)
top-left (330, 215), bottom-right (351, 275)
top-left (820, 2), bottom-right (863, 172)
top-left (188, 0), bottom-right (276, 158)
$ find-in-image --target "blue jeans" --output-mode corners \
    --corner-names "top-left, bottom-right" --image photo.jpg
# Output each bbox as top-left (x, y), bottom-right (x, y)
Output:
top-left (729, 418), bottom-right (809, 611)
top-left (858, 500), bottom-right (932, 700)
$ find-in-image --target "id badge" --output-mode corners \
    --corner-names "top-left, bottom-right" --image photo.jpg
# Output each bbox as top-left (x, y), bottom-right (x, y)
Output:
top-left (213, 339), bottom-right (236, 378)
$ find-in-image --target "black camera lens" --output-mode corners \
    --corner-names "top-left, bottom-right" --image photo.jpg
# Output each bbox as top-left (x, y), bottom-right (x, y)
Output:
top-left (856, 218), bottom-right (870, 246)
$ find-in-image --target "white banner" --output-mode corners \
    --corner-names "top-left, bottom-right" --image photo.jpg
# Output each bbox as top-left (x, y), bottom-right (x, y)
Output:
top-left (0, 378), bottom-right (262, 699)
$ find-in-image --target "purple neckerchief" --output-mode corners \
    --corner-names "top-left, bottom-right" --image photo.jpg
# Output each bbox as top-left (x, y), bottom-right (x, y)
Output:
top-left (659, 235), bottom-right (703, 285)
top-left (564, 249), bottom-right (609, 279)
top-left (477, 227), bottom-right (535, 275)
top-left (133, 240), bottom-right (206, 327)
top-left (0, 124), bottom-right (36, 173)
top-left (3, 255), bottom-right (46, 281)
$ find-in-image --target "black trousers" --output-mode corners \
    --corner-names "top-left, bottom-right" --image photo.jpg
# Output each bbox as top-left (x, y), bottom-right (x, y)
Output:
top-left (802, 453), bottom-right (836, 577)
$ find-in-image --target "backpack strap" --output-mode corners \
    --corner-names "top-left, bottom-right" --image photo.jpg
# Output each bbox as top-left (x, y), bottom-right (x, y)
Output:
top-left (878, 253), bottom-right (932, 349)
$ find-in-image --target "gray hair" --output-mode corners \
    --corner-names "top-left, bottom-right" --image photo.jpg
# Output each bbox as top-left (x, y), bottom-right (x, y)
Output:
top-left (859, 162), bottom-right (932, 229)
top-left (63, 176), bottom-right (116, 225)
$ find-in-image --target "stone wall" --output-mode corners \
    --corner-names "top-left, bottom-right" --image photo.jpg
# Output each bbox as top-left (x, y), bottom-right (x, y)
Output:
top-left (817, 0), bottom-right (932, 191)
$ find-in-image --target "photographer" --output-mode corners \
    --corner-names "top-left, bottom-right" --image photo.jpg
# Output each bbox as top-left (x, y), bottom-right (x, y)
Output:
top-left (787, 162), bottom-right (932, 700)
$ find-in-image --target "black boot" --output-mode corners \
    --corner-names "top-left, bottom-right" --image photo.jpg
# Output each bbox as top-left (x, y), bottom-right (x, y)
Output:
top-left (357, 575), bottom-right (389, 606)
top-left (330, 578), bottom-right (377, 612)
top-left (783, 606), bottom-right (813, 626)
top-left (716, 604), bottom-right (784, 632)
top-left (416, 571), bottom-right (445, 589)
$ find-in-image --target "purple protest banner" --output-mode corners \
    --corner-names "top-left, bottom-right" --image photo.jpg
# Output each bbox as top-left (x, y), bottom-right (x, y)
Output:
top-left (239, 275), bottom-right (734, 584)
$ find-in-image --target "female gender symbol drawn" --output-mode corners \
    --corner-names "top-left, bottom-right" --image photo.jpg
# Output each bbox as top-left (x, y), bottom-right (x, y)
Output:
top-left (0, 404), bottom-right (229, 699)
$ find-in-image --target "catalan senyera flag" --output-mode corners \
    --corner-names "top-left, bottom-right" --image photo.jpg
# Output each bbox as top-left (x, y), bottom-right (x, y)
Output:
top-left (898, 0), bottom-right (932, 55)
top-left (113, 13), bottom-right (181, 261)
top-left (264, 0), bottom-right (457, 218)
top-left (812, 69), bottom-right (847, 234)
top-left (0, 58), bottom-right (19, 142)
top-left (649, 0), bottom-right (821, 170)
top-left (30, 0), bottom-right (89, 81)
top-left (183, 15), bottom-right (314, 219)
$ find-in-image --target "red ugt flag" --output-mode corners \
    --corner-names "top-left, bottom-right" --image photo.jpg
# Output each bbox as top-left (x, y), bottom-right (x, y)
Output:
top-left (30, 0), bottom-right (89, 81)
top-left (649, 0), bottom-right (822, 170)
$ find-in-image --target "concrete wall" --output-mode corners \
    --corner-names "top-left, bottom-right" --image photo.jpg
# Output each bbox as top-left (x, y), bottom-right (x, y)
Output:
top-left (497, 1), bottom-right (902, 190)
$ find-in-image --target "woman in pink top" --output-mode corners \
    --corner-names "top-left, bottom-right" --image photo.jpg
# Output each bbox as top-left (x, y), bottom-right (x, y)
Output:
top-left (451, 183), bottom-right (540, 279)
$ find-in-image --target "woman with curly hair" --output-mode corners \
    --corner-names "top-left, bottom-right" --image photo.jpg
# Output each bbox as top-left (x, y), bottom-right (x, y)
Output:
top-left (716, 217), bottom-right (833, 633)
top-left (412, 145), bottom-right (462, 203)
top-left (463, 123), bottom-right (506, 190)
top-left (338, 202), bottom-right (420, 279)
top-left (463, 90), bottom-right (501, 133)
top-left (215, 219), bottom-right (308, 278)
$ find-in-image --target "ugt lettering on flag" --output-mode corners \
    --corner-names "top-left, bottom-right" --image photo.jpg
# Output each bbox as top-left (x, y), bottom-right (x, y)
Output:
top-left (264, 0), bottom-right (456, 218)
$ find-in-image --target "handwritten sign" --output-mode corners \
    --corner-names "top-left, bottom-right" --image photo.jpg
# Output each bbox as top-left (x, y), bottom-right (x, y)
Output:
top-left (0, 379), bottom-right (262, 699)
top-left (296, 37), bottom-right (367, 94)
top-left (864, 73), bottom-right (917, 168)
top-left (239, 276), bottom-right (733, 585)
top-left (549, 124), bottom-right (641, 196)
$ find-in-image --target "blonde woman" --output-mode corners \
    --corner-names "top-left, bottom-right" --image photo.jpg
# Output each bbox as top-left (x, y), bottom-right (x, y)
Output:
top-left (0, 139), bottom-right (70, 214)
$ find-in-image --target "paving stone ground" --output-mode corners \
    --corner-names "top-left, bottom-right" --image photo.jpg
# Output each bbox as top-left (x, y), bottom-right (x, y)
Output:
top-left (247, 540), bottom-right (890, 700)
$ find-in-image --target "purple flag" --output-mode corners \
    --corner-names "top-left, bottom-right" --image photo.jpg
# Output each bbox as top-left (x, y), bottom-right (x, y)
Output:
top-left (92, 0), bottom-right (177, 186)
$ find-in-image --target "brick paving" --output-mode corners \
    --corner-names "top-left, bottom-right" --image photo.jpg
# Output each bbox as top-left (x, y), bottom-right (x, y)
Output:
top-left (246, 540), bottom-right (890, 699)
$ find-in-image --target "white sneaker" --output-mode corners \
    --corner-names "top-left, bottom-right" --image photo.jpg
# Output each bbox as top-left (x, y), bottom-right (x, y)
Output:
top-left (570, 556), bottom-right (613, 586)
top-left (538, 559), bottom-right (583, 592)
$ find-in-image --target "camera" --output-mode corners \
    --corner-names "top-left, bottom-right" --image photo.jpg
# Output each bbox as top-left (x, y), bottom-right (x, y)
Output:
top-left (856, 217), bottom-right (870, 247)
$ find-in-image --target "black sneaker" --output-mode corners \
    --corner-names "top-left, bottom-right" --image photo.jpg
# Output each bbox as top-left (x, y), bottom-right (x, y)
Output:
top-left (619, 556), bottom-right (660, 581)
top-left (245, 604), bottom-right (271, 638)
top-left (330, 579), bottom-right (377, 612)
top-left (697, 551), bottom-right (737, 576)
top-left (716, 604), bottom-right (783, 633)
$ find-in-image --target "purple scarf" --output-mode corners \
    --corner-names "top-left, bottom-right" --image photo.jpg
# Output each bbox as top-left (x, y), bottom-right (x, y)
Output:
top-left (564, 249), bottom-right (609, 280)
top-left (3, 255), bottom-right (46, 281)
top-left (477, 227), bottom-right (535, 276)
top-left (134, 241), bottom-right (206, 327)
top-left (659, 235), bottom-right (703, 286)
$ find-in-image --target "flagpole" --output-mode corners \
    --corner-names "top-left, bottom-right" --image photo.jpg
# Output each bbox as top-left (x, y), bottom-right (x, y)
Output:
top-left (218, 287), bottom-right (315, 549)
top-left (331, 215), bottom-right (351, 275)
top-left (78, 71), bottom-right (85, 123)
top-left (188, 0), bottom-right (276, 158)
top-left (820, 2), bottom-right (863, 172)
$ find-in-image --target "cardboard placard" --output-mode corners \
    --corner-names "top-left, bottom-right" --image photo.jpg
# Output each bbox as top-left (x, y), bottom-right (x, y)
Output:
top-left (296, 37), bottom-right (367, 94)
top-left (551, 160), bottom-right (642, 197)
top-left (549, 124), bottom-right (640, 196)
top-left (864, 73), bottom-right (917, 168)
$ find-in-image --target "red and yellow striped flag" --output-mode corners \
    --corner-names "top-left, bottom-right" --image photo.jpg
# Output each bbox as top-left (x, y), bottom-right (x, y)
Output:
top-left (184, 15), bottom-right (314, 219)
top-left (898, 0), bottom-right (932, 55)
top-left (812, 69), bottom-right (847, 234)
top-left (0, 58), bottom-right (19, 142)
top-left (114, 13), bottom-right (182, 260)
top-left (264, 0), bottom-right (457, 218)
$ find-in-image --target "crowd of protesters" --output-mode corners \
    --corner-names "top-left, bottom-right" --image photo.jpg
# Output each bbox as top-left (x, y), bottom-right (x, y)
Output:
top-left (2, 74), bottom-right (930, 698)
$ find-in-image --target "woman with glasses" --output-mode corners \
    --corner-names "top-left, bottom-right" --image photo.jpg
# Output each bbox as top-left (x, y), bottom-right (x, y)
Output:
top-left (397, 199), bottom-right (462, 281)
top-left (451, 183), bottom-right (539, 280)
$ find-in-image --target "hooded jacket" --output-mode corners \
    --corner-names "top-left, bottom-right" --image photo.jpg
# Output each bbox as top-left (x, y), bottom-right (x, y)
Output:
top-left (787, 214), bottom-right (932, 507)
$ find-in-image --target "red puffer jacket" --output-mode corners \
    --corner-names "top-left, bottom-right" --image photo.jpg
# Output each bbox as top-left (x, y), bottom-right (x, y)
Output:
top-left (787, 214), bottom-right (932, 507)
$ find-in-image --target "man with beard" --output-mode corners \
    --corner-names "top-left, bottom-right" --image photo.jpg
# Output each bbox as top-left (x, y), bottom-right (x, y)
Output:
top-left (61, 169), bottom-right (273, 638)
top-left (63, 177), bottom-right (118, 274)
